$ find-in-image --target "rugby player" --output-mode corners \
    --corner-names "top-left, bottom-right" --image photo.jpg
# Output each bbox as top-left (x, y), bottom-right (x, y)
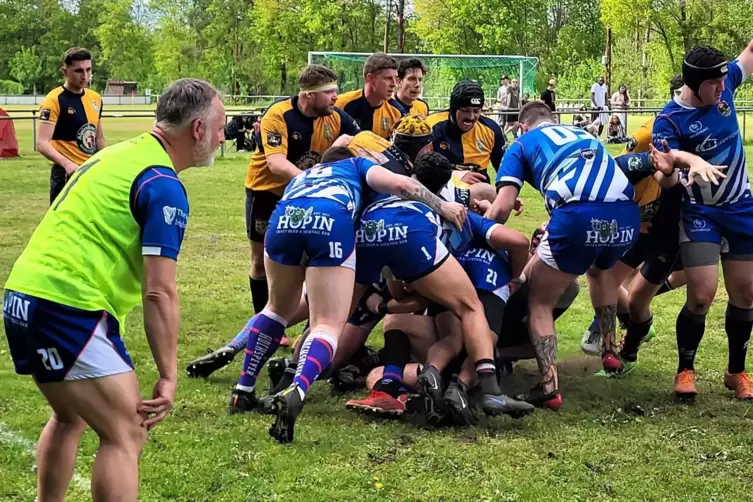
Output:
top-left (426, 80), bottom-right (506, 184)
top-left (204, 65), bottom-right (358, 367)
top-left (653, 42), bottom-right (753, 399)
top-left (486, 101), bottom-right (640, 406)
top-left (38, 48), bottom-right (105, 204)
top-left (336, 53), bottom-right (406, 138)
top-left (3, 79), bottom-right (224, 501)
top-left (395, 58), bottom-right (430, 117)
top-left (228, 151), bottom-right (466, 443)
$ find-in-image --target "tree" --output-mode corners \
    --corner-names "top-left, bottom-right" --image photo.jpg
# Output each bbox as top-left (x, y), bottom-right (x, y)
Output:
top-left (9, 46), bottom-right (43, 93)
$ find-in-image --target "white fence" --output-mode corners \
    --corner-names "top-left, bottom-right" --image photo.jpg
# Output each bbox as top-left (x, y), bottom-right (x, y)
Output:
top-left (0, 95), bottom-right (152, 106)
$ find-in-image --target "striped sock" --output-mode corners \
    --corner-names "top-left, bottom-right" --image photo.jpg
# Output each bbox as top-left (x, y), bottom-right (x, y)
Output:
top-left (227, 320), bottom-right (253, 352)
top-left (293, 331), bottom-right (338, 394)
top-left (236, 310), bottom-right (288, 392)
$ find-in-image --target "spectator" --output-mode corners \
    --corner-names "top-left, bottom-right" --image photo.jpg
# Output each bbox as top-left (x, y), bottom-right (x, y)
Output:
top-left (505, 78), bottom-right (522, 138)
top-left (590, 76), bottom-right (609, 136)
top-left (610, 83), bottom-right (630, 132)
top-left (495, 75), bottom-right (510, 126)
top-left (606, 114), bottom-right (628, 144)
top-left (540, 79), bottom-right (556, 122)
top-left (572, 113), bottom-right (590, 129)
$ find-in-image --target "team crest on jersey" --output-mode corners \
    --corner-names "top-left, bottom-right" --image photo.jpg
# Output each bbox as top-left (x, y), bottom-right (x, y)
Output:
top-left (292, 131), bottom-right (302, 141)
top-left (626, 137), bottom-right (638, 152)
top-left (40, 109), bottom-right (51, 121)
top-left (381, 118), bottom-right (390, 132)
top-left (580, 149), bottom-right (595, 160)
top-left (297, 151), bottom-right (321, 170)
top-left (627, 155), bottom-right (643, 172)
top-left (476, 139), bottom-right (486, 153)
top-left (718, 101), bottom-right (731, 117)
top-left (76, 124), bottom-right (97, 154)
top-left (163, 206), bottom-right (176, 225)
top-left (267, 132), bottom-right (282, 147)
top-left (92, 101), bottom-right (99, 113)
top-left (68, 107), bottom-right (76, 115)
top-left (323, 124), bottom-right (333, 141)
top-left (439, 142), bottom-right (450, 151)
top-left (689, 121), bottom-right (703, 133)
top-left (693, 219), bottom-right (708, 230)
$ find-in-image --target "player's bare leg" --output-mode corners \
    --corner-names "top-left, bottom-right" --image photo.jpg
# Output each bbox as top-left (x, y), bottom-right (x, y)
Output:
top-left (37, 372), bottom-right (147, 502)
top-left (587, 265), bottom-right (623, 373)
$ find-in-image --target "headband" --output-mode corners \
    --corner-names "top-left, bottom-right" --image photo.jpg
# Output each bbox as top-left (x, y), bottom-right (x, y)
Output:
top-left (300, 82), bottom-right (339, 93)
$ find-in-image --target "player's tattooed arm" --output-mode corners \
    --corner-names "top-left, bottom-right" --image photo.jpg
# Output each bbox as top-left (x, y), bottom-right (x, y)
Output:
top-left (595, 304), bottom-right (618, 353)
top-left (399, 178), bottom-right (468, 229)
top-left (532, 334), bottom-right (558, 394)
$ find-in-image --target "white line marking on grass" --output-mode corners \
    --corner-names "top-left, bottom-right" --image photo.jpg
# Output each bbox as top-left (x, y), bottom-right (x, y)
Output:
top-left (0, 422), bottom-right (89, 491)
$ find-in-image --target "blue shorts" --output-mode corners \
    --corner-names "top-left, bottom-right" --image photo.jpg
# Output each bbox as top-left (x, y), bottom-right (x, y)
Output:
top-left (355, 204), bottom-right (449, 284)
top-left (538, 201), bottom-right (640, 275)
top-left (680, 197), bottom-right (753, 256)
top-left (3, 291), bottom-right (133, 384)
top-left (265, 198), bottom-right (356, 269)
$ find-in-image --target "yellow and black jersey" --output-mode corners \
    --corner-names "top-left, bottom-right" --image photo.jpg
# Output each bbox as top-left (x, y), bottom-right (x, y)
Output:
top-left (622, 117), bottom-right (662, 232)
top-left (245, 97), bottom-right (360, 194)
top-left (396, 97), bottom-right (429, 117)
top-left (426, 111), bottom-right (506, 173)
top-left (347, 131), bottom-right (410, 176)
top-left (39, 86), bottom-right (102, 165)
top-left (335, 89), bottom-right (405, 139)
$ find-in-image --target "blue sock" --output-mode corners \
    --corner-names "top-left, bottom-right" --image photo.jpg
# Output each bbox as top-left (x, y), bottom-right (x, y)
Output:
top-left (589, 314), bottom-right (600, 334)
top-left (227, 321), bottom-right (252, 352)
top-left (375, 364), bottom-right (404, 398)
top-left (293, 332), bottom-right (337, 395)
top-left (236, 310), bottom-right (288, 391)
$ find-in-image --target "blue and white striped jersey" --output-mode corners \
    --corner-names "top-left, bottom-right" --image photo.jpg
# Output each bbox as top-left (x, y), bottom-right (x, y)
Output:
top-left (653, 61), bottom-right (749, 206)
top-left (495, 123), bottom-right (634, 212)
top-left (282, 157), bottom-right (378, 219)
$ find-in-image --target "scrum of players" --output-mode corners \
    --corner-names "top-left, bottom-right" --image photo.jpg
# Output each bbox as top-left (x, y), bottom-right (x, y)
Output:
top-left (185, 46), bottom-right (751, 444)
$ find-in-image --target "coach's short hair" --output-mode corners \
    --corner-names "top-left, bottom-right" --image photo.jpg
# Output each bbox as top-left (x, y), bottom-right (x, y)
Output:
top-left (398, 58), bottom-right (428, 79)
top-left (519, 101), bottom-right (553, 127)
top-left (364, 53), bottom-right (399, 79)
top-left (299, 65), bottom-right (338, 90)
top-left (63, 48), bottom-right (92, 66)
top-left (156, 78), bottom-right (220, 131)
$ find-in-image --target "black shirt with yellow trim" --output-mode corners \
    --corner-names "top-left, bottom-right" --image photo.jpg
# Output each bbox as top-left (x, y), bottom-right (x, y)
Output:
top-left (245, 97), bottom-right (360, 194)
top-left (396, 96), bottom-right (429, 117)
top-left (335, 89), bottom-right (406, 139)
top-left (39, 86), bottom-right (102, 165)
top-left (426, 111), bottom-right (506, 173)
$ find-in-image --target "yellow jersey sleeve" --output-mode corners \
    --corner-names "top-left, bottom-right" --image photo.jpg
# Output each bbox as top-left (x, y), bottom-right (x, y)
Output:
top-left (623, 118), bottom-right (654, 154)
top-left (410, 99), bottom-right (429, 117)
top-left (260, 110), bottom-right (289, 157)
top-left (39, 89), bottom-right (61, 123)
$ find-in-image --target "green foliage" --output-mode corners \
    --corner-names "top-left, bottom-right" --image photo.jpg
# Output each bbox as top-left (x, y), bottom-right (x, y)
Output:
top-left (0, 79), bottom-right (25, 94)
top-left (9, 47), bottom-right (42, 92)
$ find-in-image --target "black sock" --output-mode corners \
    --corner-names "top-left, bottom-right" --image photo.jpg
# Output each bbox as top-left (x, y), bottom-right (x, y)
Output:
top-left (620, 315), bottom-right (653, 362)
top-left (374, 329), bottom-right (412, 398)
top-left (725, 304), bottom-right (753, 374)
top-left (617, 311), bottom-right (631, 330)
top-left (656, 278), bottom-right (675, 296)
top-left (676, 305), bottom-right (706, 372)
top-left (354, 351), bottom-right (383, 375)
top-left (475, 359), bottom-right (501, 395)
top-left (249, 277), bottom-right (269, 313)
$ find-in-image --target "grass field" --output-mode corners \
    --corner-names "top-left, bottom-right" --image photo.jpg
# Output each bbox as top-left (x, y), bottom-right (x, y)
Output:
top-left (2, 127), bottom-right (753, 501)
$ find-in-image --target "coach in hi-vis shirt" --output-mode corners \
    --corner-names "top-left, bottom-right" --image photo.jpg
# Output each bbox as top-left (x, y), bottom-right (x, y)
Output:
top-left (38, 47), bottom-right (105, 204)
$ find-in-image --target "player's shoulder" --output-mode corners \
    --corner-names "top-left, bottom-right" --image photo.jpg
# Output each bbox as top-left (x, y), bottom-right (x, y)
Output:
top-left (478, 115), bottom-right (503, 134)
top-left (133, 166), bottom-right (187, 205)
top-left (264, 97), bottom-right (295, 117)
top-left (336, 89), bottom-right (363, 105)
top-left (351, 130), bottom-right (390, 151)
top-left (43, 86), bottom-right (65, 101)
top-left (386, 98), bottom-right (406, 114)
top-left (84, 88), bottom-right (102, 101)
top-left (426, 110), bottom-right (450, 127)
top-left (414, 98), bottom-right (429, 112)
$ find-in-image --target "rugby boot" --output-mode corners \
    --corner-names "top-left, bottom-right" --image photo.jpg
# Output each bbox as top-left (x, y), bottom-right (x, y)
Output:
top-left (187, 346), bottom-right (236, 378)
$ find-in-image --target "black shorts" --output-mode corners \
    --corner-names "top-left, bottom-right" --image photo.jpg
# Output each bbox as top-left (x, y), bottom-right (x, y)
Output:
top-left (497, 284), bottom-right (530, 349)
top-left (50, 164), bottom-right (70, 205)
top-left (245, 188), bottom-right (281, 242)
top-left (619, 187), bottom-right (682, 284)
